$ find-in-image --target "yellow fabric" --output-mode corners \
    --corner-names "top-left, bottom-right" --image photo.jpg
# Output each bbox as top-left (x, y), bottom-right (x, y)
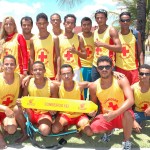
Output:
top-left (59, 34), bottom-right (80, 70)
top-left (0, 73), bottom-right (20, 112)
top-left (1, 33), bottom-right (20, 73)
top-left (78, 32), bottom-right (94, 68)
top-left (28, 77), bottom-right (51, 114)
top-left (133, 82), bottom-right (150, 112)
top-left (59, 81), bottom-right (83, 118)
top-left (93, 27), bottom-right (115, 67)
top-left (33, 34), bottom-right (55, 78)
top-left (116, 31), bottom-right (138, 70)
top-left (96, 76), bottom-right (125, 113)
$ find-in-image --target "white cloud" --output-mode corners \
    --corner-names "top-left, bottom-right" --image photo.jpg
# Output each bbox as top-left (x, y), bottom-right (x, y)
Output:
top-left (0, 0), bottom-right (41, 33)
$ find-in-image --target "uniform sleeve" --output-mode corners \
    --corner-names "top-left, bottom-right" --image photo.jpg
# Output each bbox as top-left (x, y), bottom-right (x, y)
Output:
top-left (17, 34), bottom-right (28, 71)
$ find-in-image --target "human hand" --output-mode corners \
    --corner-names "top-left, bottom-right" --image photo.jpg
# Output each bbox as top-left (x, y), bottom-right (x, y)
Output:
top-left (88, 110), bottom-right (97, 117)
top-left (5, 107), bottom-right (15, 118)
top-left (22, 75), bottom-right (32, 88)
top-left (103, 111), bottom-right (117, 122)
top-left (49, 111), bottom-right (57, 115)
top-left (94, 38), bottom-right (104, 47)
top-left (68, 44), bottom-right (77, 54)
top-left (113, 71), bottom-right (125, 80)
top-left (133, 120), bottom-right (142, 133)
top-left (144, 107), bottom-right (150, 116)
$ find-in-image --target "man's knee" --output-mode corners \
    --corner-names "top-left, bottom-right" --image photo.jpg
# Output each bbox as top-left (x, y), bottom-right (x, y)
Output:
top-left (123, 111), bottom-right (133, 121)
top-left (52, 123), bottom-right (63, 134)
top-left (39, 124), bottom-right (51, 136)
top-left (7, 125), bottom-right (17, 134)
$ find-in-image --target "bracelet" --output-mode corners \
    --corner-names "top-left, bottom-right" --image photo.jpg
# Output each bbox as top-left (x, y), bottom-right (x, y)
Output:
top-left (7, 113), bottom-right (15, 118)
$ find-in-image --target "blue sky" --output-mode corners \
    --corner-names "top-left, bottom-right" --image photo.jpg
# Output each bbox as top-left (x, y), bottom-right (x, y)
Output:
top-left (0, 0), bottom-right (119, 33)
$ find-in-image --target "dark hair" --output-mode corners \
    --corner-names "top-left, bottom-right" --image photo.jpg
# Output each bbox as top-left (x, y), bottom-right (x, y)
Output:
top-left (81, 17), bottom-right (92, 25)
top-left (95, 9), bottom-right (107, 18)
top-left (33, 61), bottom-right (45, 70)
top-left (3, 55), bottom-right (16, 65)
top-left (119, 12), bottom-right (131, 20)
top-left (60, 64), bottom-right (74, 74)
top-left (50, 13), bottom-right (61, 21)
top-left (139, 64), bottom-right (150, 70)
top-left (97, 56), bottom-right (112, 66)
top-left (20, 16), bottom-right (33, 26)
top-left (36, 13), bottom-right (48, 22)
top-left (64, 14), bottom-right (76, 24)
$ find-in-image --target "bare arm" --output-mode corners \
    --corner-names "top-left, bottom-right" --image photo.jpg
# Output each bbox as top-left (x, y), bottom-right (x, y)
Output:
top-left (95, 27), bottom-right (122, 52)
top-left (54, 36), bottom-right (61, 81)
top-left (89, 82), bottom-right (98, 105)
top-left (50, 81), bottom-right (59, 98)
top-left (29, 38), bottom-right (35, 74)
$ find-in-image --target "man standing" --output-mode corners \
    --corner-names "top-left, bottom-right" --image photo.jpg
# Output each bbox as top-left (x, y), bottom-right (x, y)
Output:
top-left (0, 55), bottom-right (24, 149)
top-left (52, 64), bottom-right (93, 136)
top-left (21, 16), bottom-right (34, 74)
top-left (59, 14), bottom-right (87, 82)
top-left (92, 9), bottom-right (122, 81)
top-left (14, 61), bottom-right (59, 143)
top-left (89, 56), bottom-right (134, 150)
top-left (116, 12), bottom-right (144, 85)
top-left (50, 13), bottom-right (63, 36)
top-left (30, 13), bottom-right (60, 80)
top-left (78, 17), bottom-right (94, 99)
top-left (132, 64), bottom-right (150, 133)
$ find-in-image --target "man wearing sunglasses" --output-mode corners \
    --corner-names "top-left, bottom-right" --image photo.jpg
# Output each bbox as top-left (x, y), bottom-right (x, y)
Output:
top-left (92, 9), bottom-right (122, 81)
top-left (132, 64), bottom-right (150, 133)
top-left (89, 56), bottom-right (134, 150)
top-left (116, 12), bottom-right (144, 85)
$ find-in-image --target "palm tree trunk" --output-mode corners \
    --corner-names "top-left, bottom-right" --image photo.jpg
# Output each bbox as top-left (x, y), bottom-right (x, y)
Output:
top-left (137, 0), bottom-right (146, 55)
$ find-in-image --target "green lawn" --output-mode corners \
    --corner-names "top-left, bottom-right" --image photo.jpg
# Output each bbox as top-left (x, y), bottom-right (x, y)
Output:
top-left (4, 121), bottom-right (150, 149)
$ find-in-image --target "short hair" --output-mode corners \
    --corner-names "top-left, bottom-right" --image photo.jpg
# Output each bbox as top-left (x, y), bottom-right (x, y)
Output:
top-left (81, 17), bottom-right (92, 25)
top-left (33, 61), bottom-right (45, 70)
top-left (36, 13), bottom-right (48, 22)
top-left (95, 9), bottom-right (107, 18)
top-left (50, 13), bottom-right (61, 20)
top-left (97, 56), bottom-right (112, 66)
top-left (20, 16), bottom-right (33, 26)
top-left (64, 14), bottom-right (76, 24)
top-left (139, 64), bottom-right (150, 70)
top-left (3, 55), bottom-right (16, 65)
top-left (119, 12), bottom-right (131, 20)
top-left (60, 64), bottom-right (74, 74)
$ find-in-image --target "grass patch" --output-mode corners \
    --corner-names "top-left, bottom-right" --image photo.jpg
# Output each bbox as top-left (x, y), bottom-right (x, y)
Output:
top-left (3, 121), bottom-right (150, 148)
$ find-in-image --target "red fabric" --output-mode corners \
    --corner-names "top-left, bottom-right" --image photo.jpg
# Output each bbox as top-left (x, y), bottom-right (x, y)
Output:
top-left (0, 112), bottom-right (6, 124)
top-left (116, 66), bottom-right (139, 85)
top-left (6, 33), bottom-right (28, 74)
top-left (90, 109), bottom-right (134, 133)
top-left (58, 113), bottom-right (88, 126)
top-left (27, 109), bottom-right (52, 124)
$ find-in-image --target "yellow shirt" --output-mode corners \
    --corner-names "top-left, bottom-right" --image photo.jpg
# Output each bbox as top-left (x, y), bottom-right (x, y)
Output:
top-left (93, 27), bottom-right (115, 67)
top-left (116, 31), bottom-right (138, 70)
top-left (132, 82), bottom-right (150, 112)
top-left (96, 76), bottom-right (125, 113)
top-left (59, 81), bottom-right (83, 118)
top-left (28, 77), bottom-right (51, 114)
top-left (78, 32), bottom-right (94, 68)
top-left (0, 73), bottom-right (20, 112)
top-left (33, 34), bottom-right (55, 78)
top-left (1, 33), bottom-right (20, 73)
top-left (59, 34), bottom-right (81, 70)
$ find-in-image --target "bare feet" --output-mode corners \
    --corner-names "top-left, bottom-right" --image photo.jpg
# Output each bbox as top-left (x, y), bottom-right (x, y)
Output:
top-left (15, 134), bottom-right (29, 144)
top-left (0, 133), bottom-right (7, 149)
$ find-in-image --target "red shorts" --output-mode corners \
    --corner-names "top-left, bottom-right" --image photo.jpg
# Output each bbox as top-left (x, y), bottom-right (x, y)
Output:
top-left (49, 77), bottom-right (55, 80)
top-left (116, 67), bottom-right (139, 85)
top-left (0, 112), bottom-right (6, 124)
top-left (58, 113), bottom-right (88, 126)
top-left (28, 109), bottom-right (52, 124)
top-left (90, 109), bottom-right (134, 133)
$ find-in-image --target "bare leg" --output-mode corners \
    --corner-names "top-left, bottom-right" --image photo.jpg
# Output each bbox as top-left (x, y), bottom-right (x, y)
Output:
top-left (122, 111), bottom-right (133, 141)
top-left (13, 106), bottom-right (28, 143)
top-left (0, 131), bottom-right (7, 149)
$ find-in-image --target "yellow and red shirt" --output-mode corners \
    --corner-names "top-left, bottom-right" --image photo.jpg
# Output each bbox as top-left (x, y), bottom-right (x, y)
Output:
top-left (132, 82), bottom-right (150, 112)
top-left (0, 73), bottom-right (20, 112)
top-left (116, 31), bottom-right (138, 70)
top-left (95, 76), bottom-right (125, 113)
top-left (93, 27), bottom-right (115, 67)
top-left (78, 32), bottom-right (94, 68)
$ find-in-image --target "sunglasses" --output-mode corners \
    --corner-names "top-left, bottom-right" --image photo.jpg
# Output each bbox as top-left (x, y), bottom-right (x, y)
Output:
top-left (139, 72), bottom-right (150, 76)
top-left (120, 18), bottom-right (131, 22)
top-left (95, 9), bottom-right (107, 16)
top-left (97, 65), bottom-right (111, 70)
